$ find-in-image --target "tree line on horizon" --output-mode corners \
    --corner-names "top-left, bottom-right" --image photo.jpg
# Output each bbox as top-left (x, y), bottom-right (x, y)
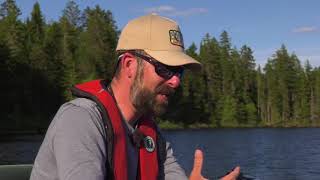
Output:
top-left (1, 0), bottom-right (319, 131)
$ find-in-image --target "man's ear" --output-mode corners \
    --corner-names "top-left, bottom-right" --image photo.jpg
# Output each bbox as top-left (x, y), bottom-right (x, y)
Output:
top-left (120, 52), bottom-right (138, 79)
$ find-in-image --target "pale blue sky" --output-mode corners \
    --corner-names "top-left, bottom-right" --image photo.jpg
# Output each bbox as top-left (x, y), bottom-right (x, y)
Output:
top-left (12, 0), bottom-right (320, 67)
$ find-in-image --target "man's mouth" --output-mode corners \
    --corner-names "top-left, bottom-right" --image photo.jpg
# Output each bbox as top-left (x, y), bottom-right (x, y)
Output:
top-left (159, 93), bottom-right (169, 100)
top-left (158, 88), bottom-right (174, 96)
top-left (157, 92), bottom-right (172, 104)
top-left (155, 85), bottom-right (175, 103)
top-left (159, 90), bottom-right (173, 99)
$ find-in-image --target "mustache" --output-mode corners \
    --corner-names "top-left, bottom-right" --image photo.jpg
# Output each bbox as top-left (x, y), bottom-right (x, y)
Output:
top-left (155, 85), bottom-right (175, 96)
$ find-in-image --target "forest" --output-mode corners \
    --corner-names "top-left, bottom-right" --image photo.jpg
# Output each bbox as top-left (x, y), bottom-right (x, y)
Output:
top-left (1, 0), bottom-right (320, 131)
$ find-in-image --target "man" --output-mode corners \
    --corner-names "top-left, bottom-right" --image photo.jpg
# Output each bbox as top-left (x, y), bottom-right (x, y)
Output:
top-left (30, 14), bottom-right (240, 180)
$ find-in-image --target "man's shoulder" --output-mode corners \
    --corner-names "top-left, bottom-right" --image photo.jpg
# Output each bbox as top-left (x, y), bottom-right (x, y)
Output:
top-left (59, 98), bottom-right (101, 116)
top-left (66, 97), bottom-right (99, 109)
top-left (46, 98), bottom-right (106, 139)
top-left (52, 98), bottom-right (104, 128)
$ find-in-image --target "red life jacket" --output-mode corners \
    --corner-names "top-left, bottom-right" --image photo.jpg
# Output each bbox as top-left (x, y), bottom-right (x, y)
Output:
top-left (71, 80), bottom-right (162, 180)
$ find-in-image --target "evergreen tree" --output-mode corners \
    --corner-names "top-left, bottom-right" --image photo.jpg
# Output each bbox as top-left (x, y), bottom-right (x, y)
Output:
top-left (79, 6), bottom-right (118, 81)
top-left (200, 34), bottom-right (223, 126)
top-left (177, 43), bottom-right (208, 125)
top-left (219, 96), bottom-right (238, 127)
top-left (62, 0), bottom-right (83, 28)
top-left (264, 59), bottom-right (281, 125)
top-left (257, 66), bottom-right (267, 124)
top-left (310, 67), bottom-right (320, 124)
top-left (0, 0), bottom-right (30, 129)
top-left (219, 31), bottom-right (234, 96)
top-left (27, 2), bottom-right (46, 70)
top-left (0, 0), bottom-right (24, 62)
top-left (28, 2), bottom-right (44, 43)
top-left (1, 1), bottom-right (320, 129)
top-left (0, 0), bottom-right (20, 20)
top-left (239, 45), bottom-right (257, 124)
top-left (59, 16), bottom-right (79, 99)
top-left (239, 45), bottom-right (256, 101)
top-left (43, 22), bottom-right (65, 106)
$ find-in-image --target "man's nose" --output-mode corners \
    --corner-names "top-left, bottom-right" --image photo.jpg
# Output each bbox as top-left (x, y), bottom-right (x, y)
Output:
top-left (166, 74), bottom-right (181, 89)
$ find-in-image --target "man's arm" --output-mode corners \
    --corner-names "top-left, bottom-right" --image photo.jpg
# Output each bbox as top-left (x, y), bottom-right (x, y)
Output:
top-left (163, 141), bottom-right (188, 180)
top-left (189, 150), bottom-right (240, 180)
top-left (53, 104), bottom-right (107, 180)
top-left (163, 142), bottom-right (240, 180)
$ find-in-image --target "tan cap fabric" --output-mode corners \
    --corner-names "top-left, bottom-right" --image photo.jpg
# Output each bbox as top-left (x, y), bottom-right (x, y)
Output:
top-left (116, 14), bottom-right (202, 71)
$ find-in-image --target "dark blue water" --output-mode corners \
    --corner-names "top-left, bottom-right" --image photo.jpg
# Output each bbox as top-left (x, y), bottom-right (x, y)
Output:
top-left (1, 128), bottom-right (320, 180)
top-left (164, 128), bottom-right (320, 180)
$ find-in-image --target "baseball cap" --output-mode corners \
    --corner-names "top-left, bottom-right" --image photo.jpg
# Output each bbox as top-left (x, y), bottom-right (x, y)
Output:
top-left (116, 14), bottom-right (202, 71)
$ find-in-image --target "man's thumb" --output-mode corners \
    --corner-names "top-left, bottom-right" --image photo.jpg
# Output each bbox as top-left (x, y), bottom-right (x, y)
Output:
top-left (191, 149), bottom-right (203, 175)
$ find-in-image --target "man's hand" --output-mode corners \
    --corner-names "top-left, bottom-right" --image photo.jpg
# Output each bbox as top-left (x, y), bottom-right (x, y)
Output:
top-left (189, 149), bottom-right (241, 180)
top-left (189, 149), bottom-right (208, 180)
top-left (220, 166), bottom-right (240, 180)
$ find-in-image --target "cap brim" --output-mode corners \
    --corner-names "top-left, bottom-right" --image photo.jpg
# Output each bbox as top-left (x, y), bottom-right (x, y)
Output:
top-left (144, 50), bottom-right (202, 72)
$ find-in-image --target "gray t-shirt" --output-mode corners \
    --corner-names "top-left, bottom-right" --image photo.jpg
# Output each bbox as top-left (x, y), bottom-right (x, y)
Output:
top-left (30, 98), bottom-right (187, 180)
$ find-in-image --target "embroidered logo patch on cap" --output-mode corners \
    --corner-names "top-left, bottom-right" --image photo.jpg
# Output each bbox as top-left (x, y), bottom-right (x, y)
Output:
top-left (169, 30), bottom-right (184, 48)
top-left (143, 136), bottom-right (155, 152)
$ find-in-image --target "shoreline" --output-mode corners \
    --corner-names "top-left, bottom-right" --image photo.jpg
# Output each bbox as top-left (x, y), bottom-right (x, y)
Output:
top-left (1, 126), bottom-right (320, 136)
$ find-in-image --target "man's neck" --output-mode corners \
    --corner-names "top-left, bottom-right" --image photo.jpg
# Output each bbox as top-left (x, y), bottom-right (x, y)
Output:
top-left (110, 79), bottom-right (141, 123)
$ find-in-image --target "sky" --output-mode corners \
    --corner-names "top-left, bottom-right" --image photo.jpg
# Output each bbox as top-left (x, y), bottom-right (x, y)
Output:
top-left (11, 0), bottom-right (320, 68)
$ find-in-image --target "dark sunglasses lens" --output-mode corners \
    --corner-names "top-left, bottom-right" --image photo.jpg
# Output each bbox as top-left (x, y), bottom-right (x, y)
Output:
top-left (156, 66), bottom-right (172, 79)
top-left (177, 68), bottom-right (184, 78)
top-left (133, 52), bottom-right (184, 79)
top-left (156, 65), bottom-right (184, 79)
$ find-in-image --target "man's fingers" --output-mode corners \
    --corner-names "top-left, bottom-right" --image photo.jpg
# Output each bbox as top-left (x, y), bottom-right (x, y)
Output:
top-left (192, 149), bottom-right (203, 174)
top-left (229, 166), bottom-right (240, 177)
top-left (221, 166), bottom-right (241, 180)
top-left (190, 149), bottom-right (208, 180)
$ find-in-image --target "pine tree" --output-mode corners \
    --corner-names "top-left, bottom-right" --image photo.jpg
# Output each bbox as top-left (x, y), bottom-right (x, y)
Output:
top-left (0, 0), bottom-right (29, 129)
top-left (257, 66), bottom-right (267, 125)
top-left (0, 0), bottom-right (25, 62)
top-left (219, 95), bottom-right (238, 127)
top-left (296, 60), bottom-right (312, 123)
top-left (219, 31), bottom-right (234, 96)
top-left (311, 67), bottom-right (320, 124)
top-left (28, 2), bottom-right (44, 43)
top-left (43, 22), bottom-right (65, 102)
top-left (62, 0), bottom-right (83, 28)
top-left (200, 34), bottom-right (223, 126)
top-left (27, 2), bottom-right (46, 70)
top-left (79, 6), bottom-right (118, 81)
top-left (59, 16), bottom-right (79, 99)
top-left (264, 59), bottom-right (281, 125)
top-left (263, 45), bottom-right (305, 126)
top-left (239, 45), bottom-right (256, 101)
top-left (239, 45), bottom-right (257, 125)
top-left (178, 43), bottom-right (208, 125)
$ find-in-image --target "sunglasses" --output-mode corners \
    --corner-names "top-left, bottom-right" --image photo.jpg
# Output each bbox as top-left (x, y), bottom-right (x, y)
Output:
top-left (131, 51), bottom-right (184, 80)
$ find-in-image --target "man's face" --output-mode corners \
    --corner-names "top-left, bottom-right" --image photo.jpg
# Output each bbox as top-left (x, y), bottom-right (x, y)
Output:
top-left (130, 57), bottom-right (181, 116)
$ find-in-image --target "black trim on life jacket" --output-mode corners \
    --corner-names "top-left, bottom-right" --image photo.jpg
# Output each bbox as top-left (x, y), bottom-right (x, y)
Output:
top-left (70, 80), bottom-right (115, 179)
top-left (71, 79), bottom-right (167, 180)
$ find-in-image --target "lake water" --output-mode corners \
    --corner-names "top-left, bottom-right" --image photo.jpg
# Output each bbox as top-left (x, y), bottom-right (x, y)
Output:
top-left (1, 128), bottom-right (320, 180)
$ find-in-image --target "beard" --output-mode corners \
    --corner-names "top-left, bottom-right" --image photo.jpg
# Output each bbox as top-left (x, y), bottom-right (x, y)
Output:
top-left (130, 70), bottom-right (175, 116)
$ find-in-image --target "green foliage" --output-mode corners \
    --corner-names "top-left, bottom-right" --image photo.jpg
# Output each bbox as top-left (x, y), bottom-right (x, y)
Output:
top-left (28, 2), bottom-right (44, 43)
top-left (0, 0), bottom-right (118, 131)
top-left (245, 102), bottom-right (257, 126)
top-left (0, 0), bottom-right (21, 20)
top-left (81, 6), bottom-right (117, 80)
top-left (158, 120), bottom-right (184, 130)
top-left (219, 96), bottom-right (237, 127)
top-left (62, 0), bottom-right (83, 28)
top-left (1, 0), bottom-right (320, 131)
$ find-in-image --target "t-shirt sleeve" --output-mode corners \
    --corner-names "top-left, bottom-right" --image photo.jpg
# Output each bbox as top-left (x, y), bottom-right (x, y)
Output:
top-left (53, 104), bottom-right (107, 180)
top-left (164, 141), bottom-right (188, 180)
